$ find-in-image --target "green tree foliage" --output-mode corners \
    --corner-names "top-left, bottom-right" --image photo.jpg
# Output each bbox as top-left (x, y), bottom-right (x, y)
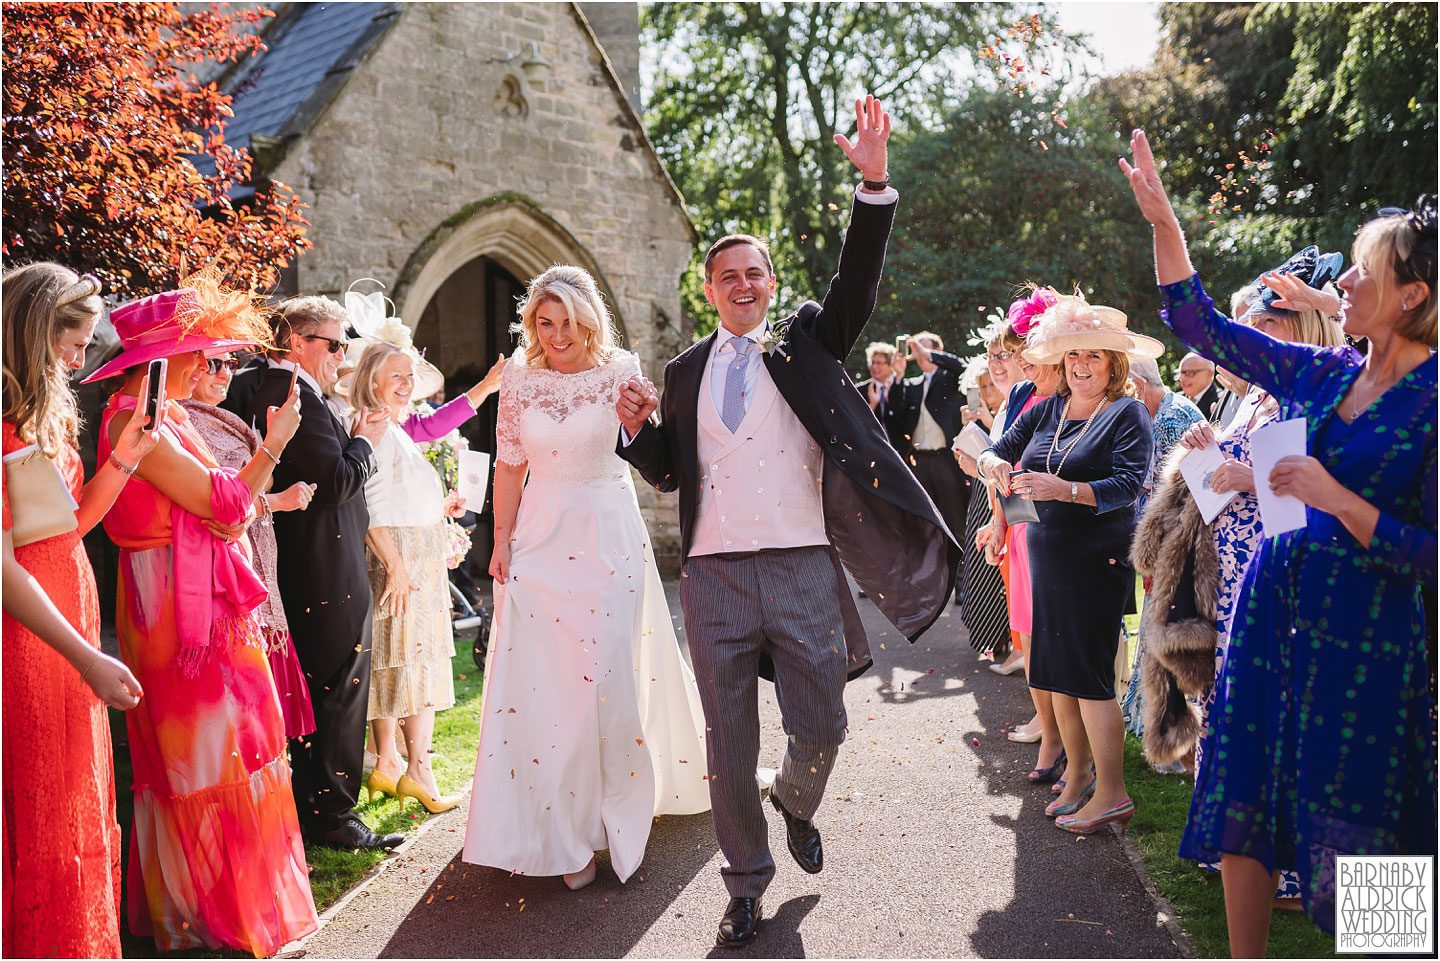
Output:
top-left (881, 87), bottom-right (1164, 363)
top-left (643, 1), bottom-right (1021, 334)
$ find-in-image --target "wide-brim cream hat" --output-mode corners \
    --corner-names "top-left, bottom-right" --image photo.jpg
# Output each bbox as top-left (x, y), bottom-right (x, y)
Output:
top-left (1022, 294), bottom-right (1165, 365)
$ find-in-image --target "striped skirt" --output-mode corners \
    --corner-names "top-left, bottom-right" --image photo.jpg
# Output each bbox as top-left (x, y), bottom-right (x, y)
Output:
top-left (959, 481), bottom-right (1011, 652)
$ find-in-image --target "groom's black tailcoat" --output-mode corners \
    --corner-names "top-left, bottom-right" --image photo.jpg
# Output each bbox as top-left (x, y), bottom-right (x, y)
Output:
top-left (618, 196), bottom-right (960, 680)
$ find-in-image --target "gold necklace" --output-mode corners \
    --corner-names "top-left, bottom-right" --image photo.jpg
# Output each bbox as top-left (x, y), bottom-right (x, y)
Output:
top-left (1045, 397), bottom-right (1108, 476)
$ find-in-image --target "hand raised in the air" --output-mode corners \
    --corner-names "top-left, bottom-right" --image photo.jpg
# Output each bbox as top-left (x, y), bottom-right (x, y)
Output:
top-left (834, 94), bottom-right (892, 184)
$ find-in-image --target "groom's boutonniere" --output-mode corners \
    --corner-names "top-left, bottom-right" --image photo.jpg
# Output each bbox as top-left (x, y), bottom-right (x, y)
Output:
top-left (758, 318), bottom-right (791, 358)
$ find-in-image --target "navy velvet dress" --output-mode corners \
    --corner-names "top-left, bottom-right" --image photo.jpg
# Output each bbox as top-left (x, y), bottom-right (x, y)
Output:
top-left (1164, 275), bottom-right (1437, 933)
top-left (991, 393), bottom-right (1152, 700)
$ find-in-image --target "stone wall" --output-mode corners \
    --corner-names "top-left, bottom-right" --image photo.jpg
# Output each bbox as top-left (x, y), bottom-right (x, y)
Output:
top-left (271, 2), bottom-right (692, 562)
top-left (577, 2), bottom-right (641, 112)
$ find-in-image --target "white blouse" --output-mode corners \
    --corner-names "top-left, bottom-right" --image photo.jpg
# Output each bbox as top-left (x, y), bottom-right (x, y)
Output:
top-left (363, 420), bottom-right (445, 529)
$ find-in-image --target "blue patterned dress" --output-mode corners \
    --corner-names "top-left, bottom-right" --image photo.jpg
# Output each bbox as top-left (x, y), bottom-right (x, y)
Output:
top-left (1164, 275), bottom-right (1436, 933)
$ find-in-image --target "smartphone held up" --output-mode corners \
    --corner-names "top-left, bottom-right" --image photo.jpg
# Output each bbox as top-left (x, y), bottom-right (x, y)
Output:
top-left (142, 358), bottom-right (167, 432)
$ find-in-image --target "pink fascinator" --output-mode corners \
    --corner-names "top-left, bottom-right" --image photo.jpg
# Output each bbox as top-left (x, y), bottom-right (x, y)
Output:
top-left (1006, 287), bottom-right (1059, 338)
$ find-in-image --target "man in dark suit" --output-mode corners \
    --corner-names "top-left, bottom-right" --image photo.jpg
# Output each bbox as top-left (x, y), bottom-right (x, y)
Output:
top-left (887, 331), bottom-right (971, 582)
top-left (232, 296), bottom-right (402, 851)
top-left (854, 340), bottom-right (908, 450)
top-left (1178, 351), bottom-right (1221, 421)
top-left (615, 95), bottom-right (958, 949)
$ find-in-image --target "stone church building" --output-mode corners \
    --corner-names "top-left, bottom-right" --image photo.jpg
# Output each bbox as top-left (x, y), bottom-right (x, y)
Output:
top-left (215, 1), bottom-right (693, 561)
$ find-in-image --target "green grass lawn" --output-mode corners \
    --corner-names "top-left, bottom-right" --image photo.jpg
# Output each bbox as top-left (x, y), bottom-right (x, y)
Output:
top-left (1121, 574), bottom-right (1335, 959)
top-left (114, 630), bottom-right (486, 957)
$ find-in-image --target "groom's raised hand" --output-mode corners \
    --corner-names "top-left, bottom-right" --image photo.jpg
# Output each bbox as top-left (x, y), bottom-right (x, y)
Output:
top-left (834, 94), bottom-right (891, 184)
top-left (616, 375), bottom-right (658, 437)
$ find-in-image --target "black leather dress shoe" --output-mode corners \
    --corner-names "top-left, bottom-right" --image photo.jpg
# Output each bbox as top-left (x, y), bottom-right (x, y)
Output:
top-left (770, 793), bottom-right (823, 873)
top-left (716, 896), bottom-right (763, 948)
top-left (320, 817), bottom-right (404, 851)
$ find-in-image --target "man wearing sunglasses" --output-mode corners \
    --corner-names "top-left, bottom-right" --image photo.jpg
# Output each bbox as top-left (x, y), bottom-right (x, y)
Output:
top-left (227, 295), bottom-right (399, 851)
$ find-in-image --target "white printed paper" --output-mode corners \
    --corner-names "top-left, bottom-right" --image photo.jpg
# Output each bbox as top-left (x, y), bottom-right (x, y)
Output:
top-left (1177, 443), bottom-right (1240, 525)
top-left (953, 422), bottom-right (993, 462)
top-left (1249, 417), bottom-right (1308, 538)
top-left (458, 448), bottom-right (491, 513)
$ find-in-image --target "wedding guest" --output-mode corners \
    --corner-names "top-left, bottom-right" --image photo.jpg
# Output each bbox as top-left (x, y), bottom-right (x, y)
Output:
top-left (233, 296), bottom-right (401, 851)
top-left (1119, 355), bottom-right (1200, 741)
top-left (977, 292), bottom-right (1065, 762)
top-left (955, 326), bottom-right (1018, 661)
top-left (1177, 352), bottom-right (1220, 419)
top-left (980, 293), bottom-right (1160, 834)
top-left (1123, 129), bottom-right (1435, 950)
top-left (86, 275), bottom-right (318, 954)
top-left (892, 331), bottom-right (972, 558)
top-left (1, 263), bottom-right (155, 958)
top-left (349, 339), bottom-right (468, 814)
top-left (464, 265), bottom-right (709, 891)
top-left (181, 353), bottom-right (317, 740)
top-left (856, 341), bottom-right (907, 449)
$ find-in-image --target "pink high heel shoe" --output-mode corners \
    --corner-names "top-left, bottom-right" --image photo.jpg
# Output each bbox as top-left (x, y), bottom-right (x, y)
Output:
top-left (1055, 798), bottom-right (1135, 835)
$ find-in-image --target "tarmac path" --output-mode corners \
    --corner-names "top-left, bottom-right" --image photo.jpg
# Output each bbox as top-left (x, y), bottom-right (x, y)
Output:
top-left (296, 584), bottom-right (1186, 959)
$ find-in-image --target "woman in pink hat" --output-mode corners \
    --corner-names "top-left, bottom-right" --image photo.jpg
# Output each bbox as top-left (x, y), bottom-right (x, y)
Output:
top-left (86, 273), bottom-right (320, 955)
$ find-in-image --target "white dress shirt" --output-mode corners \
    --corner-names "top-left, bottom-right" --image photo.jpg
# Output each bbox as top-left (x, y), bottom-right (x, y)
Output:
top-left (706, 324), bottom-right (767, 424)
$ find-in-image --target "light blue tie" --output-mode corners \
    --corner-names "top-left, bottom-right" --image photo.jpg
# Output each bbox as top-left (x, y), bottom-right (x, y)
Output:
top-left (721, 336), bottom-right (753, 433)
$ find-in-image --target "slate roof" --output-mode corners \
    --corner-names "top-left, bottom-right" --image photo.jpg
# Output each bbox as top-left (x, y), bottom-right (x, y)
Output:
top-left (194, 2), bottom-right (400, 177)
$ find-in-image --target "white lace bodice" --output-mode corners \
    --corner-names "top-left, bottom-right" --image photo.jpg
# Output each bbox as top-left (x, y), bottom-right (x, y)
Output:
top-left (495, 348), bottom-right (640, 484)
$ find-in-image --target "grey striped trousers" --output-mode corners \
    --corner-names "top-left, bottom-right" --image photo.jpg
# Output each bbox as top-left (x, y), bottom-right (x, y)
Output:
top-left (679, 545), bottom-right (848, 898)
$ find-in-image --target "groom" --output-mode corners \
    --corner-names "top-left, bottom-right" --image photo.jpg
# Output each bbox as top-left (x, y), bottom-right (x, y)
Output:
top-left (616, 95), bottom-right (959, 948)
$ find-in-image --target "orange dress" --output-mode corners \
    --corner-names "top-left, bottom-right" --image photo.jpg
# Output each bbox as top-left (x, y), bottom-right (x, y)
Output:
top-left (1, 421), bottom-right (123, 958)
top-left (99, 398), bottom-right (317, 956)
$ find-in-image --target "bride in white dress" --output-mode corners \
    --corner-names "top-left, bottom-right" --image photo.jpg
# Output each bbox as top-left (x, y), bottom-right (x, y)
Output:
top-left (462, 265), bottom-right (710, 890)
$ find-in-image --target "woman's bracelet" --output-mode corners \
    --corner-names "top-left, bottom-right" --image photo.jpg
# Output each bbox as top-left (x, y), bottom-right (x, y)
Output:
top-left (107, 452), bottom-right (138, 475)
top-left (258, 444), bottom-right (281, 466)
top-left (78, 647), bottom-right (101, 685)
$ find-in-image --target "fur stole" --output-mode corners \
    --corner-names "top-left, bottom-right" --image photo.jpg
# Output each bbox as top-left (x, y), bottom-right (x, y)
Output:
top-left (1129, 444), bottom-right (1222, 765)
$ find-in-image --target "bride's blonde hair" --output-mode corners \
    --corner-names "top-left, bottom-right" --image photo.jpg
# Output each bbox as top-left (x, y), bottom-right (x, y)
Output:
top-left (513, 265), bottom-right (617, 370)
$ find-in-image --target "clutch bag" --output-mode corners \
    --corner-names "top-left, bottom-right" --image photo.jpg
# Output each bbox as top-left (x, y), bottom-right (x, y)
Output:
top-left (3, 444), bottom-right (79, 547)
top-left (997, 486), bottom-right (1040, 526)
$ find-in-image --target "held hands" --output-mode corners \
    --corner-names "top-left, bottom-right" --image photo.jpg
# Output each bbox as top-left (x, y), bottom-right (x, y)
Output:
top-left (488, 539), bottom-right (512, 585)
top-left (265, 374), bottom-right (304, 449)
top-left (1011, 470), bottom-right (1069, 502)
top-left (269, 481), bottom-right (317, 512)
top-left (1117, 129), bottom-right (1177, 228)
top-left (83, 650), bottom-right (143, 711)
top-left (834, 94), bottom-right (891, 183)
top-left (443, 491), bottom-right (468, 518)
top-left (615, 375), bottom-right (659, 436)
top-left (1260, 271), bottom-right (1343, 316)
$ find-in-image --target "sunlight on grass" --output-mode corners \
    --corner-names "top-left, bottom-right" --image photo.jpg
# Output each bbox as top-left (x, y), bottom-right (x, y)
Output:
top-left (1122, 738), bottom-right (1337, 959)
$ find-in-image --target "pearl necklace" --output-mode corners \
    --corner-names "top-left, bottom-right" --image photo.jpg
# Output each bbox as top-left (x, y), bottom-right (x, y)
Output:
top-left (1045, 396), bottom-right (1108, 476)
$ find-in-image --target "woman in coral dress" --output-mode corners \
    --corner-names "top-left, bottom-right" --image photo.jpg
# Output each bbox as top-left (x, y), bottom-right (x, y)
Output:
top-left (1, 263), bottom-right (154, 958)
top-left (86, 278), bottom-right (318, 955)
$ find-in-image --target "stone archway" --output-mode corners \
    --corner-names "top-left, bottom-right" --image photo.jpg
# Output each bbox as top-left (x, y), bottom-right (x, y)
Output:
top-left (392, 193), bottom-right (627, 339)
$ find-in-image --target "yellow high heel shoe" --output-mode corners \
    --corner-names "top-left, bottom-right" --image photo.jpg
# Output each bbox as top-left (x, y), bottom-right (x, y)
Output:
top-left (396, 773), bottom-right (461, 814)
top-left (365, 769), bottom-right (399, 802)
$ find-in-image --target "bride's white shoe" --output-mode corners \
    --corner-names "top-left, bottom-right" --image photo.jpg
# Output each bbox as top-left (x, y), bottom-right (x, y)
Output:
top-left (563, 857), bottom-right (597, 891)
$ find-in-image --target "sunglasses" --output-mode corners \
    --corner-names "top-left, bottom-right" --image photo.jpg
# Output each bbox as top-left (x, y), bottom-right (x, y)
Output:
top-left (301, 333), bottom-right (348, 355)
top-left (206, 356), bottom-right (243, 374)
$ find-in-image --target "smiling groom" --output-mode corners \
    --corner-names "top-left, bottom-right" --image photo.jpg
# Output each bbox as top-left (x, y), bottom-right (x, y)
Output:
top-left (616, 95), bottom-right (959, 949)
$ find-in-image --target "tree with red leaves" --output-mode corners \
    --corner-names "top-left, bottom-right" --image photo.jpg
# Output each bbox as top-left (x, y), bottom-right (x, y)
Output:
top-left (1, 2), bottom-right (310, 296)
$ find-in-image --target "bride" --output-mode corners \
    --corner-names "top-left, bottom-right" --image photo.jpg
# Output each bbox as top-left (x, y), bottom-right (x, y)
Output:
top-left (462, 265), bottom-right (710, 890)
